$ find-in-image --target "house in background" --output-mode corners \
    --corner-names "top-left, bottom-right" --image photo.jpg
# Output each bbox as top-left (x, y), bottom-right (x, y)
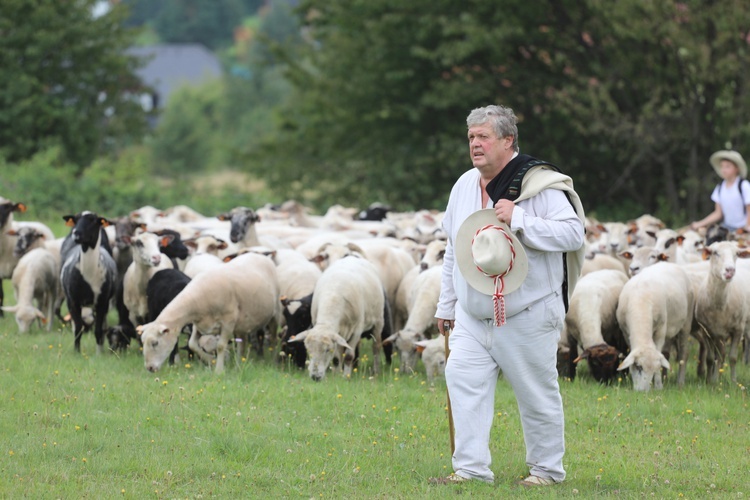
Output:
top-left (127, 44), bottom-right (223, 125)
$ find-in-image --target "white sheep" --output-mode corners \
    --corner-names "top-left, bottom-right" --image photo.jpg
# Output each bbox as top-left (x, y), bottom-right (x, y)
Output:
top-left (383, 265), bottom-right (441, 374)
top-left (580, 252), bottom-right (628, 276)
top-left (616, 262), bottom-right (695, 391)
top-left (694, 241), bottom-right (750, 383)
top-left (618, 246), bottom-right (667, 276)
top-left (415, 337), bottom-right (446, 384)
top-left (565, 269), bottom-right (628, 382)
top-left (138, 252), bottom-right (280, 373)
top-left (122, 232), bottom-right (174, 326)
top-left (1, 248), bottom-right (58, 332)
top-left (183, 253), bottom-right (224, 278)
top-left (288, 255), bottom-right (385, 381)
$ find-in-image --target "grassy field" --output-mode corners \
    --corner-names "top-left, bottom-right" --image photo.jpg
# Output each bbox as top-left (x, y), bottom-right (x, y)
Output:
top-left (0, 305), bottom-right (748, 498)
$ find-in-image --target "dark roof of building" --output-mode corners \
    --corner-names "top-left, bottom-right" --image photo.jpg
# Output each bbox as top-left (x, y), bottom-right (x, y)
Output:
top-left (127, 44), bottom-right (223, 107)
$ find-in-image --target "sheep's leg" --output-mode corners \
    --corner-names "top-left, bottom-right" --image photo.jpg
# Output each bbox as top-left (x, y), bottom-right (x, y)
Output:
top-left (728, 332), bottom-right (742, 383)
top-left (676, 334), bottom-right (689, 387)
top-left (188, 327), bottom-right (215, 366)
top-left (214, 333), bottom-right (232, 374)
top-left (68, 302), bottom-right (85, 353)
top-left (43, 291), bottom-right (55, 332)
top-left (371, 330), bottom-right (382, 377)
top-left (0, 279), bottom-right (4, 317)
top-left (93, 296), bottom-right (110, 355)
top-left (744, 334), bottom-right (750, 365)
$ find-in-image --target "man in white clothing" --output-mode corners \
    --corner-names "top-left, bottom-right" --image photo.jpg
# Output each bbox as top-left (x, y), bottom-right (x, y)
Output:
top-left (430, 105), bottom-right (585, 487)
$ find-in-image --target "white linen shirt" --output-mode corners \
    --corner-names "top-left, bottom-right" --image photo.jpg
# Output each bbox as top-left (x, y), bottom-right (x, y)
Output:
top-left (436, 166), bottom-right (585, 321)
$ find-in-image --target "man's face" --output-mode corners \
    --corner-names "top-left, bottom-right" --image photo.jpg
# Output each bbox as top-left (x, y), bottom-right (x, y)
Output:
top-left (468, 123), bottom-right (512, 172)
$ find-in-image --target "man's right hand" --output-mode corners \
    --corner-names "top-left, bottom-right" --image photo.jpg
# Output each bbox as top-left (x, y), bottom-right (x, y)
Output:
top-left (437, 319), bottom-right (454, 336)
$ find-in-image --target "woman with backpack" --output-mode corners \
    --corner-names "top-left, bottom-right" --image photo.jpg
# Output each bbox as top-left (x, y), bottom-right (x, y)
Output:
top-left (690, 150), bottom-right (750, 233)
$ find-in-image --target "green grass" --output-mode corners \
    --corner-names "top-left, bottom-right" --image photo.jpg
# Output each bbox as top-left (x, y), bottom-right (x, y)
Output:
top-left (0, 309), bottom-right (748, 498)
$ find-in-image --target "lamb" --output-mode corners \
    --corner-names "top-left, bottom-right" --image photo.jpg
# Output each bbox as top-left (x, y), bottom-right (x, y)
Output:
top-left (618, 246), bottom-right (667, 276)
top-left (183, 252), bottom-right (224, 278)
top-left (580, 252), bottom-right (628, 276)
top-left (145, 268), bottom-right (193, 365)
top-left (60, 212), bottom-right (118, 353)
top-left (414, 337), bottom-right (446, 384)
top-left (383, 265), bottom-right (441, 374)
top-left (279, 294), bottom-right (313, 369)
top-left (122, 231), bottom-right (174, 326)
top-left (0, 198), bottom-right (28, 316)
top-left (616, 262), bottom-right (695, 391)
top-left (565, 269), bottom-right (629, 383)
top-left (288, 255), bottom-right (385, 381)
top-left (694, 241), bottom-right (750, 383)
top-left (138, 252), bottom-right (281, 373)
top-left (419, 239), bottom-right (446, 271)
top-left (1, 248), bottom-right (58, 332)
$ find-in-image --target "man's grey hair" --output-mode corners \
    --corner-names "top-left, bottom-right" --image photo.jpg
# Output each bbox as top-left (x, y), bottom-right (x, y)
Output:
top-left (466, 105), bottom-right (519, 152)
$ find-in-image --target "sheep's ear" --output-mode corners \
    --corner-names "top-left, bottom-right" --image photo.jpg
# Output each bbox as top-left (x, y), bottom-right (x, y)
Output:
top-left (288, 331), bottom-right (309, 343)
top-left (619, 251), bottom-right (633, 260)
top-left (1, 306), bottom-right (18, 313)
top-left (100, 218), bottom-right (111, 228)
top-left (158, 326), bottom-right (169, 336)
top-left (659, 354), bottom-right (671, 371)
top-left (657, 253), bottom-right (670, 262)
top-left (645, 230), bottom-right (656, 239)
top-left (217, 240), bottom-right (229, 250)
top-left (737, 249), bottom-right (750, 259)
top-left (702, 248), bottom-right (712, 260)
top-left (676, 235), bottom-right (686, 245)
top-left (382, 332), bottom-right (399, 345)
top-left (333, 334), bottom-right (351, 351)
top-left (135, 325), bottom-right (144, 336)
top-left (6, 229), bottom-right (17, 236)
top-left (217, 213), bottom-right (230, 221)
top-left (159, 234), bottom-right (175, 248)
top-left (63, 215), bottom-right (76, 227)
top-left (573, 349), bottom-right (591, 364)
top-left (617, 354), bottom-right (634, 371)
top-left (310, 254), bottom-right (326, 264)
top-left (15, 203), bottom-right (27, 213)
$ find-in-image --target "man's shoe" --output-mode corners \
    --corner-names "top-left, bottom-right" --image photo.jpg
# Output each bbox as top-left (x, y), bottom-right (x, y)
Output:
top-left (517, 475), bottom-right (556, 487)
top-left (428, 473), bottom-right (469, 485)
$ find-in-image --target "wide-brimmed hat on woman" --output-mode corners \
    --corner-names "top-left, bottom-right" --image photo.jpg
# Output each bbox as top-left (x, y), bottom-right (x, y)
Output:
top-left (710, 150), bottom-right (747, 178)
top-left (455, 209), bottom-right (529, 326)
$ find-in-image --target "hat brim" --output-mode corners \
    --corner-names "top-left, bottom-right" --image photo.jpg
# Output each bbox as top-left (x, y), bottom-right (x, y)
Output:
top-left (710, 150), bottom-right (747, 178)
top-left (455, 209), bottom-right (529, 296)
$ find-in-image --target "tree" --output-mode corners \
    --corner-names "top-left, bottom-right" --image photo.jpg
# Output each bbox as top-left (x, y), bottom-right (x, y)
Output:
top-left (0, 0), bottom-right (150, 168)
top-left (252, 0), bottom-right (750, 223)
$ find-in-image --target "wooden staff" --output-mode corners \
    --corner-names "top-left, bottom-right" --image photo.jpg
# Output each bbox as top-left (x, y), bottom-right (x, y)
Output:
top-left (443, 320), bottom-right (455, 454)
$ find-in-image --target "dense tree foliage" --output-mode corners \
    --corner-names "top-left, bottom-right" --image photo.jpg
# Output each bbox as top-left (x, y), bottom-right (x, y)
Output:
top-left (254, 0), bottom-right (750, 223)
top-left (0, 0), bottom-right (149, 167)
top-left (121, 0), bottom-right (266, 50)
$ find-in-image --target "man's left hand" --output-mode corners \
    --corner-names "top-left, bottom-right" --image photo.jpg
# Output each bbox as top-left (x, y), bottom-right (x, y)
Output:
top-left (494, 199), bottom-right (515, 225)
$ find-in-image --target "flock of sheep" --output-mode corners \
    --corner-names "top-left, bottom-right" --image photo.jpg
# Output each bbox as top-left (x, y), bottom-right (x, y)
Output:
top-left (2, 196), bottom-right (748, 391)
top-left (0, 197), bottom-right (447, 381)
top-left (566, 215), bottom-right (750, 390)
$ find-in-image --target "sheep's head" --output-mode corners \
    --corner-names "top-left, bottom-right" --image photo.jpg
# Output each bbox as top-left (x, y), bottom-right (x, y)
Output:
top-left (617, 347), bottom-right (669, 392)
top-left (138, 322), bottom-right (180, 373)
top-left (384, 329), bottom-right (425, 374)
top-left (290, 329), bottom-right (352, 381)
top-left (574, 343), bottom-right (622, 383)
top-left (3, 305), bottom-right (45, 333)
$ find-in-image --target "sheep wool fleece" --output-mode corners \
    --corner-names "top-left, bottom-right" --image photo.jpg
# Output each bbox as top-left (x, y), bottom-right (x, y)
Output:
top-left (436, 164), bottom-right (585, 483)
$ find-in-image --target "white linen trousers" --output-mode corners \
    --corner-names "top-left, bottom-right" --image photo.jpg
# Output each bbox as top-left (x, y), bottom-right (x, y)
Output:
top-left (446, 290), bottom-right (566, 483)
